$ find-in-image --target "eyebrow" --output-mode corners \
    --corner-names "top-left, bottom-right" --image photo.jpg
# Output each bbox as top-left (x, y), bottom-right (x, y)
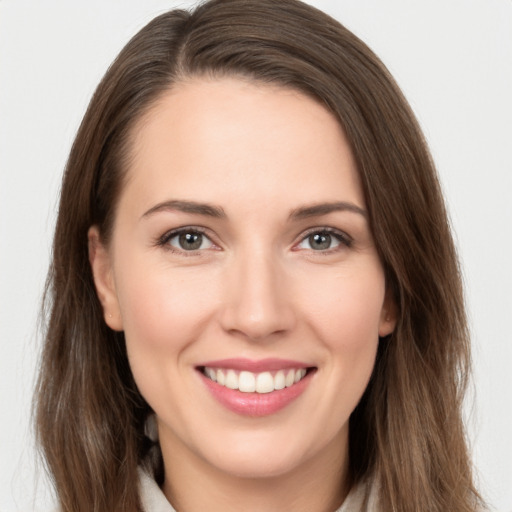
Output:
top-left (141, 200), bottom-right (226, 219)
top-left (141, 199), bottom-right (367, 222)
top-left (288, 201), bottom-right (367, 220)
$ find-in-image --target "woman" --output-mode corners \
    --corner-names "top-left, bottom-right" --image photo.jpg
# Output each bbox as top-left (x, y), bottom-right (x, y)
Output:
top-left (35, 0), bottom-right (484, 510)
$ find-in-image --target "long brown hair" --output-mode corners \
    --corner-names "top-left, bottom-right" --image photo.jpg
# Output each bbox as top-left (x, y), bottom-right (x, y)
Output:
top-left (35, 1), bottom-right (483, 510)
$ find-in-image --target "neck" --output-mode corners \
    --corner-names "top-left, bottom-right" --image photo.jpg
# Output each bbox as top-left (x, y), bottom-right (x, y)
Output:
top-left (160, 430), bottom-right (350, 512)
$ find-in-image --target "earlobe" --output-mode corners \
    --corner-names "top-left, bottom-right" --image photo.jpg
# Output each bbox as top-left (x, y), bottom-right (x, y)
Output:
top-left (88, 226), bottom-right (123, 331)
top-left (378, 292), bottom-right (397, 338)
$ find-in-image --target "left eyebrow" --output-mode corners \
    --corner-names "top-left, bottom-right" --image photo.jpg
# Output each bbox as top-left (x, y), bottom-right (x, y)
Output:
top-left (288, 201), bottom-right (368, 221)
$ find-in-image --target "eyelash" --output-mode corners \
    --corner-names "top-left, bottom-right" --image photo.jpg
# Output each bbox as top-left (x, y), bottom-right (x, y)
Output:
top-left (156, 226), bottom-right (352, 255)
top-left (293, 227), bottom-right (353, 253)
top-left (156, 226), bottom-right (216, 256)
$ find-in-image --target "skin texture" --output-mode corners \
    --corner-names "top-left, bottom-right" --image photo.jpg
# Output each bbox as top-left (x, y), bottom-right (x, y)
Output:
top-left (89, 78), bottom-right (396, 512)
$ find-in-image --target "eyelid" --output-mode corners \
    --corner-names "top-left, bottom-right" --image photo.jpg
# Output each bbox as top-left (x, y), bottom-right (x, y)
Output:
top-left (155, 225), bottom-right (352, 254)
top-left (156, 226), bottom-right (220, 253)
top-left (292, 226), bottom-right (353, 251)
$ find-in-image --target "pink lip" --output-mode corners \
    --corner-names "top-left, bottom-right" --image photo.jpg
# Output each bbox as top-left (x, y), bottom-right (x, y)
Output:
top-left (197, 360), bottom-right (315, 417)
top-left (197, 357), bottom-right (310, 373)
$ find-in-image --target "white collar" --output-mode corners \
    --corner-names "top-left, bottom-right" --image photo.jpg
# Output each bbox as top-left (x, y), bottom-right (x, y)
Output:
top-left (138, 467), bottom-right (377, 511)
top-left (139, 468), bottom-right (176, 512)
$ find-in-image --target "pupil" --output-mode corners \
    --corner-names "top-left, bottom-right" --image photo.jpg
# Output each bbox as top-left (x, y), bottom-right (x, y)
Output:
top-left (179, 232), bottom-right (202, 250)
top-left (310, 233), bottom-right (331, 250)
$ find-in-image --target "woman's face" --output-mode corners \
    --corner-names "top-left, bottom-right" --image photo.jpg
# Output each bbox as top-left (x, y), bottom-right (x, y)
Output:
top-left (90, 78), bottom-right (395, 481)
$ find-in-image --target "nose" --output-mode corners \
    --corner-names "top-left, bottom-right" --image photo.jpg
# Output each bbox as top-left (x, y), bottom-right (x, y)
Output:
top-left (218, 249), bottom-right (296, 342)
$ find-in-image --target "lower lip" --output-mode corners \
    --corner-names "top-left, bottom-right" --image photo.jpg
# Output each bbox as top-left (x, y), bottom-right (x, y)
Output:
top-left (199, 370), bottom-right (314, 417)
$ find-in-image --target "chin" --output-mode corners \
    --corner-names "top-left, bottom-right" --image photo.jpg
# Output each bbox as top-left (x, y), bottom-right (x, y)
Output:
top-left (209, 449), bottom-right (306, 480)
top-left (197, 428), bottom-right (332, 480)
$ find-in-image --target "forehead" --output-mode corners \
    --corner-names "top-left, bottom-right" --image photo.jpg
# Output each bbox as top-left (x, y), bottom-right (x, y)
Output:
top-left (120, 77), bottom-right (364, 217)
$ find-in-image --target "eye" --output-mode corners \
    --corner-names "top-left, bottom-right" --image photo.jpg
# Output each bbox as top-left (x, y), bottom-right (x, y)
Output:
top-left (295, 229), bottom-right (351, 251)
top-left (165, 229), bottom-right (214, 251)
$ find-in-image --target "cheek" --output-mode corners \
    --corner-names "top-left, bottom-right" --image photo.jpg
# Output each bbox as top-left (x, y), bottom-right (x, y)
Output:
top-left (116, 263), bottom-right (218, 346)
top-left (115, 264), bottom-right (221, 411)
top-left (303, 265), bottom-right (386, 347)
top-left (114, 263), bottom-right (222, 404)
top-left (298, 263), bottom-right (384, 404)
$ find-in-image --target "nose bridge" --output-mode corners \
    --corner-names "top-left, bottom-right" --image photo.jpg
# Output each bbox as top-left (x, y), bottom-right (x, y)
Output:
top-left (220, 244), bottom-right (295, 340)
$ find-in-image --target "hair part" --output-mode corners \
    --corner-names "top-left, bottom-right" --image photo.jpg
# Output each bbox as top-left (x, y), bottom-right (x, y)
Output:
top-left (35, 1), bottom-right (483, 511)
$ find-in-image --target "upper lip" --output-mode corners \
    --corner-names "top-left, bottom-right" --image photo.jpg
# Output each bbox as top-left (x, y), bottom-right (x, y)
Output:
top-left (197, 358), bottom-right (312, 373)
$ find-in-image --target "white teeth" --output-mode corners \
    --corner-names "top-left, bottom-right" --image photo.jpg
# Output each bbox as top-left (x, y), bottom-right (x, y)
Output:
top-left (274, 370), bottom-right (285, 390)
top-left (239, 371), bottom-right (256, 392)
top-left (285, 369), bottom-right (295, 387)
top-left (256, 372), bottom-right (274, 393)
top-left (225, 369), bottom-right (238, 390)
top-left (216, 369), bottom-right (226, 385)
top-left (294, 368), bottom-right (306, 383)
top-left (205, 367), bottom-right (217, 382)
top-left (204, 367), bottom-right (309, 393)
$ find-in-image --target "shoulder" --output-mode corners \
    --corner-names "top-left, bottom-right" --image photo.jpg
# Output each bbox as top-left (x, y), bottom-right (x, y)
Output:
top-left (138, 467), bottom-right (177, 512)
top-left (138, 466), bottom-right (379, 512)
top-left (337, 477), bottom-right (379, 512)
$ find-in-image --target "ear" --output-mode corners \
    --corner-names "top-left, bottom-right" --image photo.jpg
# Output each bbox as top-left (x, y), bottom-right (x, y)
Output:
top-left (378, 288), bottom-right (397, 338)
top-left (88, 226), bottom-right (123, 331)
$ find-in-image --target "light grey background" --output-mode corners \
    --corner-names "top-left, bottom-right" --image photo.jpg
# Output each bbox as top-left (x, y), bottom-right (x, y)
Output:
top-left (1, 1), bottom-right (511, 511)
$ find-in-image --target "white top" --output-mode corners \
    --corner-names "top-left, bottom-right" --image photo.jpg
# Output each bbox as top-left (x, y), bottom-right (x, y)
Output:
top-left (138, 467), bottom-right (378, 512)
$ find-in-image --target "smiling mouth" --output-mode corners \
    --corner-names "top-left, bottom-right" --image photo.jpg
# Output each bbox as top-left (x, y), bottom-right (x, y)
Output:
top-left (199, 367), bottom-right (314, 393)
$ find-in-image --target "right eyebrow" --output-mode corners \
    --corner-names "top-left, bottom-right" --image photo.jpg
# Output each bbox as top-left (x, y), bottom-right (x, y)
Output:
top-left (140, 199), bottom-right (227, 220)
